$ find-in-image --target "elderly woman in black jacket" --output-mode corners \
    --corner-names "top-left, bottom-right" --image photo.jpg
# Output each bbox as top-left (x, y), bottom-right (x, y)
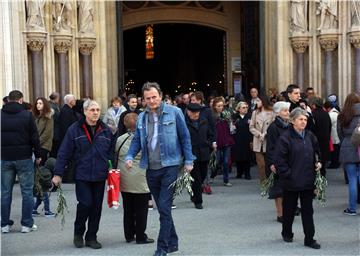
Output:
top-left (266, 101), bottom-right (290, 223)
top-left (275, 107), bottom-right (322, 249)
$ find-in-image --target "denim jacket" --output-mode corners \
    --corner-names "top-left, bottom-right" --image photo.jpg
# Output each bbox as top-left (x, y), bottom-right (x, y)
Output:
top-left (125, 103), bottom-right (196, 169)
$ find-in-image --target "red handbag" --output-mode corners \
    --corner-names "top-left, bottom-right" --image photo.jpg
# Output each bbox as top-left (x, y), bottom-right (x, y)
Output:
top-left (107, 169), bottom-right (120, 209)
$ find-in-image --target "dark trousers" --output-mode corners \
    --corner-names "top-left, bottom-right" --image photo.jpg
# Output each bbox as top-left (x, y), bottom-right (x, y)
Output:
top-left (74, 180), bottom-right (105, 241)
top-left (190, 161), bottom-right (208, 205)
top-left (49, 139), bottom-right (60, 158)
top-left (282, 190), bottom-right (315, 243)
top-left (146, 166), bottom-right (178, 253)
top-left (236, 161), bottom-right (250, 177)
top-left (39, 148), bottom-right (49, 166)
top-left (121, 192), bottom-right (150, 242)
top-left (329, 144), bottom-right (340, 168)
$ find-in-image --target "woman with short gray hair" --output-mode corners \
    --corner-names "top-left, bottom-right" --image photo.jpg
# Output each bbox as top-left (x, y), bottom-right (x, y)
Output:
top-left (275, 107), bottom-right (322, 249)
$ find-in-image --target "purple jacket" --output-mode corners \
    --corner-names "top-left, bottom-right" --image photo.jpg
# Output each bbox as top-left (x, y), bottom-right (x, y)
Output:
top-left (215, 119), bottom-right (234, 149)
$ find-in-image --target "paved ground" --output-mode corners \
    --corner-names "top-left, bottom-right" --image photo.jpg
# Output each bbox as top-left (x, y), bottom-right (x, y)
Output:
top-left (1, 167), bottom-right (359, 256)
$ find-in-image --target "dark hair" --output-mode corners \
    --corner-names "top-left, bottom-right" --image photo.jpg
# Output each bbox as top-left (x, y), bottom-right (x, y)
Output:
top-left (257, 95), bottom-right (272, 112)
top-left (286, 84), bottom-right (300, 94)
top-left (306, 87), bottom-right (314, 92)
top-left (23, 102), bottom-right (32, 111)
top-left (323, 101), bottom-right (333, 109)
top-left (33, 97), bottom-right (52, 119)
top-left (3, 96), bottom-right (8, 104)
top-left (127, 94), bottom-right (137, 101)
top-left (49, 92), bottom-right (60, 101)
top-left (338, 92), bottom-right (360, 128)
top-left (191, 91), bottom-right (205, 103)
top-left (8, 90), bottom-right (23, 101)
top-left (142, 82), bottom-right (162, 96)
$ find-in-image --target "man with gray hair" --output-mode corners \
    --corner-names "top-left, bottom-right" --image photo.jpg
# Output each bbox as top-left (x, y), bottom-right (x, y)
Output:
top-left (53, 99), bottom-right (115, 249)
top-left (59, 94), bottom-right (78, 144)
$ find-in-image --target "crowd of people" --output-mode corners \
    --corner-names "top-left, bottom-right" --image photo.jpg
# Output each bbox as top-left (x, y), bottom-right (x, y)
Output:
top-left (1, 83), bottom-right (360, 255)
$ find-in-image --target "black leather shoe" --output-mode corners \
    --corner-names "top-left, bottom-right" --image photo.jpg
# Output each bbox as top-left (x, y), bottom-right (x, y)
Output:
top-left (282, 236), bottom-right (293, 242)
top-left (85, 240), bottom-right (102, 249)
top-left (126, 238), bottom-right (135, 243)
top-left (277, 216), bottom-right (283, 223)
top-left (305, 240), bottom-right (321, 249)
top-left (195, 204), bottom-right (203, 209)
top-left (73, 235), bottom-right (84, 248)
top-left (136, 238), bottom-right (155, 244)
top-left (167, 246), bottom-right (179, 254)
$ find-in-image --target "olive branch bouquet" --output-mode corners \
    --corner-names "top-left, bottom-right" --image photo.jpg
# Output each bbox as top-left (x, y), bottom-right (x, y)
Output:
top-left (260, 172), bottom-right (275, 197)
top-left (55, 186), bottom-right (69, 229)
top-left (314, 170), bottom-right (328, 207)
top-left (169, 169), bottom-right (194, 199)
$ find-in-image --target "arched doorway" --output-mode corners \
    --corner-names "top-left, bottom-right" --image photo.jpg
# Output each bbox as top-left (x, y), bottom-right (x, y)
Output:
top-left (123, 23), bottom-right (226, 97)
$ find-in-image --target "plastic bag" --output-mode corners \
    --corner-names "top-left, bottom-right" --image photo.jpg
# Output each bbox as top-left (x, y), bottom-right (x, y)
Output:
top-left (107, 169), bottom-right (120, 209)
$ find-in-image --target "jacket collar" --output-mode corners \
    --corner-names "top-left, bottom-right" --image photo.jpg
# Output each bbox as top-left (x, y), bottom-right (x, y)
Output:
top-left (2, 102), bottom-right (26, 114)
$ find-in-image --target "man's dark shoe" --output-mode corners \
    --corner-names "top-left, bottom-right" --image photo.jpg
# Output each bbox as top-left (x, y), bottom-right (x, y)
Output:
top-left (282, 236), bottom-right (293, 243)
top-left (244, 174), bottom-right (251, 180)
top-left (136, 237), bottom-right (155, 244)
top-left (73, 235), bottom-right (84, 248)
top-left (85, 240), bottom-right (102, 249)
top-left (305, 240), bottom-right (321, 249)
top-left (153, 249), bottom-right (167, 256)
top-left (277, 216), bottom-right (283, 223)
top-left (167, 246), bottom-right (179, 254)
top-left (195, 204), bottom-right (203, 209)
top-left (126, 238), bottom-right (135, 243)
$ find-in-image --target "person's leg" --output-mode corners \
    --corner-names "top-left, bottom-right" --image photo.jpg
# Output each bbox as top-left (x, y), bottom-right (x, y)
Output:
top-left (134, 193), bottom-right (151, 242)
top-left (344, 163), bottom-right (358, 212)
top-left (199, 161), bottom-right (209, 184)
top-left (282, 190), bottom-right (298, 240)
top-left (74, 180), bottom-right (93, 237)
top-left (121, 192), bottom-right (135, 241)
top-left (299, 190), bottom-right (315, 244)
top-left (190, 162), bottom-right (203, 205)
top-left (85, 180), bottom-right (105, 241)
top-left (244, 160), bottom-right (251, 179)
top-left (236, 161), bottom-right (243, 178)
top-left (43, 193), bottom-right (50, 212)
top-left (275, 197), bottom-right (283, 218)
top-left (255, 152), bottom-right (266, 182)
top-left (222, 147), bottom-right (231, 183)
top-left (1, 160), bottom-right (16, 227)
top-left (157, 166), bottom-right (179, 253)
top-left (16, 159), bottom-right (35, 228)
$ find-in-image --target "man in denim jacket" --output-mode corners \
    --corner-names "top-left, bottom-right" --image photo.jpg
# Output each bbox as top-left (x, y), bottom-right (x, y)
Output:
top-left (126, 82), bottom-right (195, 256)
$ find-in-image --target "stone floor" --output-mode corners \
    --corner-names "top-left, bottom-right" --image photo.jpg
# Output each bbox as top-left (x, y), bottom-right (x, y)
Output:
top-left (1, 167), bottom-right (359, 256)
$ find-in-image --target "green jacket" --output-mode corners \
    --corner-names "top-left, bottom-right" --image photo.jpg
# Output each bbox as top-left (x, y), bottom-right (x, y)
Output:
top-left (34, 113), bottom-right (54, 151)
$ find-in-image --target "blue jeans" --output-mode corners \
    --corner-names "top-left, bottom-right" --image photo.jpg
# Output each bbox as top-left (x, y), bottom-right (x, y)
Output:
top-left (1, 159), bottom-right (34, 227)
top-left (344, 163), bottom-right (360, 212)
top-left (216, 146), bottom-right (231, 183)
top-left (34, 192), bottom-right (50, 212)
top-left (146, 166), bottom-right (179, 253)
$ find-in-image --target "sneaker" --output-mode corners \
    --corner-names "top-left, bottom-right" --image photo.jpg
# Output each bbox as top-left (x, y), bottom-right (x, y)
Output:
top-left (32, 210), bottom-right (40, 217)
top-left (224, 182), bottom-right (232, 187)
top-left (343, 208), bottom-right (357, 216)
top-left (1, 225), bottom-right (11, 233)
top-left (21, 224), bottom-right (37, 233)
top-left (304, 240), bottom-right (321, 249)
top-left (148, 205), bottom-right (154, 211)
top-left (45, 211), bottom-right (55, 217)
top-left (171, 204), bottom-right (177, 210)
top-left (85, 240), bottom-right (102, 249)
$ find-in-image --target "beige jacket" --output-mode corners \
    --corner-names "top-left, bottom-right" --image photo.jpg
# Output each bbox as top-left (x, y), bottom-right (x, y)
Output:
top-left (116, 132), bottom-right (150, 194)
top-left (249, 110), bottom-right (275, 153)
top-left (34, 111), bottom-right (54, 151)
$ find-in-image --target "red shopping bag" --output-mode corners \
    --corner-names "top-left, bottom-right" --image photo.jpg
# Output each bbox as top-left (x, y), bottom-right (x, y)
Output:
top-left (107, 169), bottom-right (120, 209)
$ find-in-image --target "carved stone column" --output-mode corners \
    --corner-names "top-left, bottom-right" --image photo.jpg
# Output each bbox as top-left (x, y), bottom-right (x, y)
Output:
top-left (318, 33), bottom-right (338, 97)
top-left (349, 31), bottom-right (360, 92)
top-left (290, 35), bottom-right (310, 91)
top-left (53, 34), bottom-right (72, 99)
top-left (78, 36), bottom-right (96, 99)
top-left (25, 31), bottom-right (47, 100)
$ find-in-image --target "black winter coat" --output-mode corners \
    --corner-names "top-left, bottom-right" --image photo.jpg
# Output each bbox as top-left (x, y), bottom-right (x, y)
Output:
top-left (275, 126), bottom-right (320, 191)
top-left (1, 102), bottom-right (41, 160)
top-left (232, 113), bottom-right (252, 162)
top-left (185, 115), bottom-right (215, 162)
top-left (265, 117), bottom-right (289, 177)
top-left (59, 104), bottom-right (78, 142)
top-left (312, 107), bottom-right (331, 161)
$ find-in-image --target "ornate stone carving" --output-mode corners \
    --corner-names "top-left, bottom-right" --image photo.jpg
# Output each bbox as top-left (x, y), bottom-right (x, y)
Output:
top-left (350, 0), bottom-right (360, 28)
top-left (316, 0), bottom-right (338, 31)
top-left (290, 36), bottom-right (310, 53)
top-left (290, 0), bottom-right (308, 33)
top-left (78, 37), bottom-right (96, 55)
top-left (52, 0), bottom-right (73, 32)
top-left (26, 0), bottom-right (46, 31)
top-left (78, 1), bottom-right (95, 34)
top-left (318, 34), bottom-right (338, 51)
top-left (25, 31), bottom-right (47, 52)
top-left (53, 34), bottom-right (73, 53)
top-left (349, 31), bottom-right (360, 49)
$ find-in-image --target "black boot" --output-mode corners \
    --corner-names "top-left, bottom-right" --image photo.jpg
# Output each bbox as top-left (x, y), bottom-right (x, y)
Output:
top-left (73, 235), bottom-right (84, 248)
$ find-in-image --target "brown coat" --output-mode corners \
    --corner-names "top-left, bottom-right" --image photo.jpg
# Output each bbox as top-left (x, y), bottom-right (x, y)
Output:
top-left (249, 110), bottom-right (275, 152)
top-left (34, 112), bottom-right (54, 151)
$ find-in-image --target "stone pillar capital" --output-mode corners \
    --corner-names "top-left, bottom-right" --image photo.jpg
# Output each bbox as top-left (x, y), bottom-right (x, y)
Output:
top-left (318, 33), bottom-right (339, 52)
top-left (25, 31), bottom-right (47, 52)
top-left (53, 34), bottom-right (73, 54)
top-left (78, 36), bottom-right (97, 55)
top-left (348, 31), bottom-right (360, 49)
top-left (290, 35), bottom-right (310, 54)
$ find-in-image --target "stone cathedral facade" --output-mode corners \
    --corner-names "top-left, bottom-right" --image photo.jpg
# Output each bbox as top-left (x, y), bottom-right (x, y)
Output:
top-left (1, 1), bottom-right (359, 108)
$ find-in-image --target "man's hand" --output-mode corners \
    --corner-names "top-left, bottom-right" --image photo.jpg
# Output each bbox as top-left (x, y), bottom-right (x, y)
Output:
top-left (184, 164), bottom-right (193, 173)
top-left (270, 164), bottom-right (276, 173)
top-left (52, 175), bottom-right (62, 187)
top-left (315, 162), bottom-right (322, 172)
top-left (125, 160), bottom-right (133, 170)
top-left (35, 158), bottom-right (41, 166)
